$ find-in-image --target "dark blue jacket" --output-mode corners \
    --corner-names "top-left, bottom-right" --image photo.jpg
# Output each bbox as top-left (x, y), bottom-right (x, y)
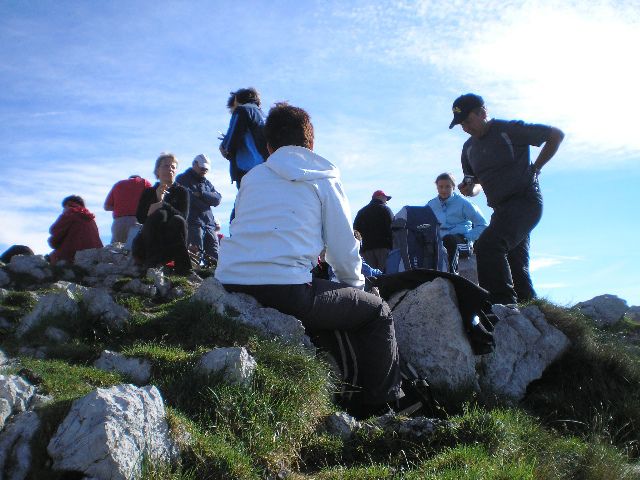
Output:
top-left (220, 103), bottom-right (268, 183)
top-left (175, 168), bottom-right (221, 226)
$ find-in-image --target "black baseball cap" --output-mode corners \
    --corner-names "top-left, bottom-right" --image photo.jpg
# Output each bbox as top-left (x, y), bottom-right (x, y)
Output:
top-left (449, 93), bottom-right (484, 129)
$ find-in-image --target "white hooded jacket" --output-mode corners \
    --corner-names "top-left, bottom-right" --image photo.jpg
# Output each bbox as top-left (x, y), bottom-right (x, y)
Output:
top-left (215, 146), bottom-right (364, 288)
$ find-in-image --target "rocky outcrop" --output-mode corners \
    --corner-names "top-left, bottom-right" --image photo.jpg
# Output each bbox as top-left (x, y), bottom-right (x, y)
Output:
top-left (392, 278), bottom-right (478, 391)
top-left (81, 288), bottom-right (130, 331)
top-left (194, 277), bottom-right (312, 348)
top-left (575, 294), bottom-right (628, 326)
top-left (94, 351), bottom-right (152, 385)
top-left (47, 384), bottom-right (178, 480)
top-left (0, 411), bottom-right (40, 480)
top-left (198, 347), bottom-right (257, 387)
top-left (16, 290), bottom-right (78, 337)
top-left (7, 255), bottom-right (52, 282)
top-left (478, 305), bottom-right (570, 401)
top-left (0, 375), bottom-right (36, 430)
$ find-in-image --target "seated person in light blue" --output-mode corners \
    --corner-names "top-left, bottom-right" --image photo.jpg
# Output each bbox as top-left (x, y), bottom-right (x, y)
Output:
top-left (427, 172), bottom-right (488, 273)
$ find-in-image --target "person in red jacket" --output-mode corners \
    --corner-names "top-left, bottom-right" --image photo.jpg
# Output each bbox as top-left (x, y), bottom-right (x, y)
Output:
top-left (48, 195), bottom-right (103, 265)
top-left (104, 175), bottom-right (151, 243)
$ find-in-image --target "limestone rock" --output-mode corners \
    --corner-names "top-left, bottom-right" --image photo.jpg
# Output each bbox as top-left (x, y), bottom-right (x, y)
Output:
top-left (198, 347), bottom-right (257, 387)
top-left (392, 277), bottom-right (478, 391)
top-left (575, 294), bottom-right (628, 326)
top-left (16, 290), bottom-right (78, 337)
top-left (0, 270), bottom-right (9, 288)
top-left (0, 350), bottom-right (7, 366)
top-left (81, 288), bottom-right (130, 331)
top-left (147, 268), bottom-right (170, 297)
top-left (48, 384), bottom-right (178, 480)
top-left (194, 277), bottom-right (312, 348)
top-left (0, 411), bottom-right (40, 480)
top-left (75, 246), bottom-right (141, 278)
top-left (0, 375), bottom-right (36, 430)
top-left (478, 305), bottom-right (570, 401)
top-left (323, 412), bottom-right (360, 440)
top-left (121, 278), bottom-right (157, 297)
top-left (7, 255), bottom-right (52, 281)
top-left (50, 280), bottom-right (89, 297)
top-left (94, 351), bottom-right (152, 385)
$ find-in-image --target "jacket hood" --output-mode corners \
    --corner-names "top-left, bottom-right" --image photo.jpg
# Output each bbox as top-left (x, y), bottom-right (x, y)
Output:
top-left (66, 205), bottom-right (95, 221)
top-left (265, 146), bottom-right (339, 182)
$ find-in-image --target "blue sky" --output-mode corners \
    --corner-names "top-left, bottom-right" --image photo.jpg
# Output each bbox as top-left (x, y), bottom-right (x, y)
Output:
top-left (1, 0), bottom-right (638, 306)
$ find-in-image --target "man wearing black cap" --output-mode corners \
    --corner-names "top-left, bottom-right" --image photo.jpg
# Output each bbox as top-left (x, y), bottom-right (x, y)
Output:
top-left (449, 93), bottom-right (564, 305)
top-left (353, 190), bottom-right (394, 271)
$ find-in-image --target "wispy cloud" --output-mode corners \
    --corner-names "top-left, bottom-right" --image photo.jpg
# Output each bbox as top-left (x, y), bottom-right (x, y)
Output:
top-left (530, 254), bottom-right (581, 272)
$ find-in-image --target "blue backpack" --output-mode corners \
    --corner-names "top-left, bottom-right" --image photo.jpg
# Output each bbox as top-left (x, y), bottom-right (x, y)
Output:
top-left (386, 206), bottom-right (448, 273)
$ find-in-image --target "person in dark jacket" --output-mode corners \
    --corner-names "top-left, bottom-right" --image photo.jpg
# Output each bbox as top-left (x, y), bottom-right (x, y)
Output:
top-left (133, 153), bottom-right (192, 274)
top-left (219, 87), bottom-right (269, 188)
top-left (353, 190), bottom-right (394, 271)
top-left (175, 154), bottom-right (222, 264)
top-left (48, 195), bottom-right (103, 265)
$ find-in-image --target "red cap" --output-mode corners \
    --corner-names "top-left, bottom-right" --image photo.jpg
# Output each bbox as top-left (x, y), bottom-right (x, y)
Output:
top-left (372, 190), bottom-right (391, 200)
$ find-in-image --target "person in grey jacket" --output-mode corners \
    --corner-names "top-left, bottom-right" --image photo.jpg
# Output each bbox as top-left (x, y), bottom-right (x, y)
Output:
top-left (175, 154), bottom-right (222, 263)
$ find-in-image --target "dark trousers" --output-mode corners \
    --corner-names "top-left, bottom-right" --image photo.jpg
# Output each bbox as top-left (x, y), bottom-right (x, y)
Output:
top-left (362, 248), bottom-right (390, 272)
top-left (132, 211), bottom-right (191, 273)
top-left (442, 233), bottom-right (467, 273)
top-left (224, 278), bottom-right (402, 407)
top-left (474, 187), bottom-right (542, 305)
top-left (188, 223), bottom-right (219, 261)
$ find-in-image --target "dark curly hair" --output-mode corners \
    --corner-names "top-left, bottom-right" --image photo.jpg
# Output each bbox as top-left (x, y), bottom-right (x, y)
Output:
top-left (62, 195), bottom-right (85, 208)
top-left (264, 102), bottom-right (314, 151)
top-left (227, 87), bottom-right (261, 109)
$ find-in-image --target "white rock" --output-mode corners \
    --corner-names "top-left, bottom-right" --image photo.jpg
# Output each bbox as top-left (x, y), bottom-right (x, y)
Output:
top-left (16, 290), bottom-right (78, 337)
top-left (575, 294), bottom-right (629, 327)
top-left (44, 326), bottom-right (71, 344)
top-left (194, 277), bottom-right (312, 348)
top-left (81, 288), bottom-right (130, 331)
top-left (48, 384), bottom-right (178, 480)
top-left (146, 268), bottom-right (170, 297)
top-left (94, 351), bottom-right (152, 384)
top-left (198, 347), bottom-right (257, 387)
top-left (7, 255), bottom-right (52, 281)
top-left (0, 411), bottom-right (40, 480)
top-left (50, 280), bottom-right (89, 297)
top-left (392, 277), bottom-right (478, 391)
top-left (0, 270), bottom-right (9, 288)
top-left (121, 278), bottom-right (157, 297)
top-left (477, 305), bottom-right (570, 401)
top-left (0, 350), bottom-right (7, 366)
top-left (0, 376), bottom-right (36, 430)
top-left (323, 412), bottom-right (360, 440)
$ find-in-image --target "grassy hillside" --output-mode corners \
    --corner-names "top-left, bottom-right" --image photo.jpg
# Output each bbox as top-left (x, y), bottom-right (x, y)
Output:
top-left (1, 275), bottom-right (640, 479)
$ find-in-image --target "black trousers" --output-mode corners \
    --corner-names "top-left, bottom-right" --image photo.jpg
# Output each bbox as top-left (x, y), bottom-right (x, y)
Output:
top-left (474, 187), bottom-right (543, 305)
top-left (224, 278), bottom-right (402, 407)
top-left (442, 233), bottom-right (467, 273)
top-left (132, 211), bottom-right (191, 273)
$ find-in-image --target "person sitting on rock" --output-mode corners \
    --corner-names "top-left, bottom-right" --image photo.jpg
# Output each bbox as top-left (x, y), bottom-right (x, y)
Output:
top-left (48, 195), bottom-right (103, 265)
top-left (426, 172), bottom-right (487, 273)
top-left (132, 153), bottom-right (192, 275)
top-left (215, 102), bottom-right (402, 419)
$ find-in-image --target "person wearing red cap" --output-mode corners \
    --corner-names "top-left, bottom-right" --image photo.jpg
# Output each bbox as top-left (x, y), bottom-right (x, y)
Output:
top-left (353, 190), bottom-right (394, 271)
top-left (449, 93), bottom-right (564, 305)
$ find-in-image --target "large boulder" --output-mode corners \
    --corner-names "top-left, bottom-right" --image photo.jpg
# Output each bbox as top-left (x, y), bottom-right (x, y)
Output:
top-left (81, 288), bottom-right (130, 331)
top-left (0, 375), bottom-right (36, 430)
top-left (94, 351), bottom-right (152, 385)
top-left (392, 277), bottom-right (478, 391)
top-left (7, 255), bottom-right (52, 282)
top-left (575, 294), bottom-right (629, 327)
top-left (47, 384), bottom-right (177, 480)
top-left (194, 277), bottom-right (312, 348)
top-left (0, 269), bottom-right (9, 288)
top-left (74, 246), bottom-right (141, 278)
top-left (198, 347), bottom-right (257, 387)
top-left (477, 305), bottom-right (570, 401)
top-left (16, 290), bottom-right (78, 337)
top-left (0, 411), bottom-right (40, 480)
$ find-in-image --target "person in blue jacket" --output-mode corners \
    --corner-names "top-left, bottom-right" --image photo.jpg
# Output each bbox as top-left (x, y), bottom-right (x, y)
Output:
top-left (427, 172), bottom-right (487, 273)
top-left (219, 87), bottom-right (269, 188)
top-left (175, 154), bottom-right (222, 264)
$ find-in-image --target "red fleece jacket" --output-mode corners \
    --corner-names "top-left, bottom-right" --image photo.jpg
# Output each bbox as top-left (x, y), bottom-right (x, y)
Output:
top-left (48, 204), bottom-right (103, 265)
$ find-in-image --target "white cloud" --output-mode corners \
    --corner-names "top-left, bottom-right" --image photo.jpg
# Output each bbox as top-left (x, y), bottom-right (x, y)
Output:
top-left (530, 254), bottom-right (581, 272)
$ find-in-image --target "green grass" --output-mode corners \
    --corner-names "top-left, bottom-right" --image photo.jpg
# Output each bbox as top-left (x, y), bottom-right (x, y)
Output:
top-left (3, 283), bottom-right (640, 478)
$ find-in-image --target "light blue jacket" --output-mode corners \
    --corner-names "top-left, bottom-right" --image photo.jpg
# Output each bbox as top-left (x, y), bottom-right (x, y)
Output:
top-left (426, 192), bottom-right (487, 241)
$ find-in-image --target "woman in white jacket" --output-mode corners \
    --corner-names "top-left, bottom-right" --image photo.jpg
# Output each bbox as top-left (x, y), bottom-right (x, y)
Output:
top-left (215, 103), bottom-right (402, 419)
